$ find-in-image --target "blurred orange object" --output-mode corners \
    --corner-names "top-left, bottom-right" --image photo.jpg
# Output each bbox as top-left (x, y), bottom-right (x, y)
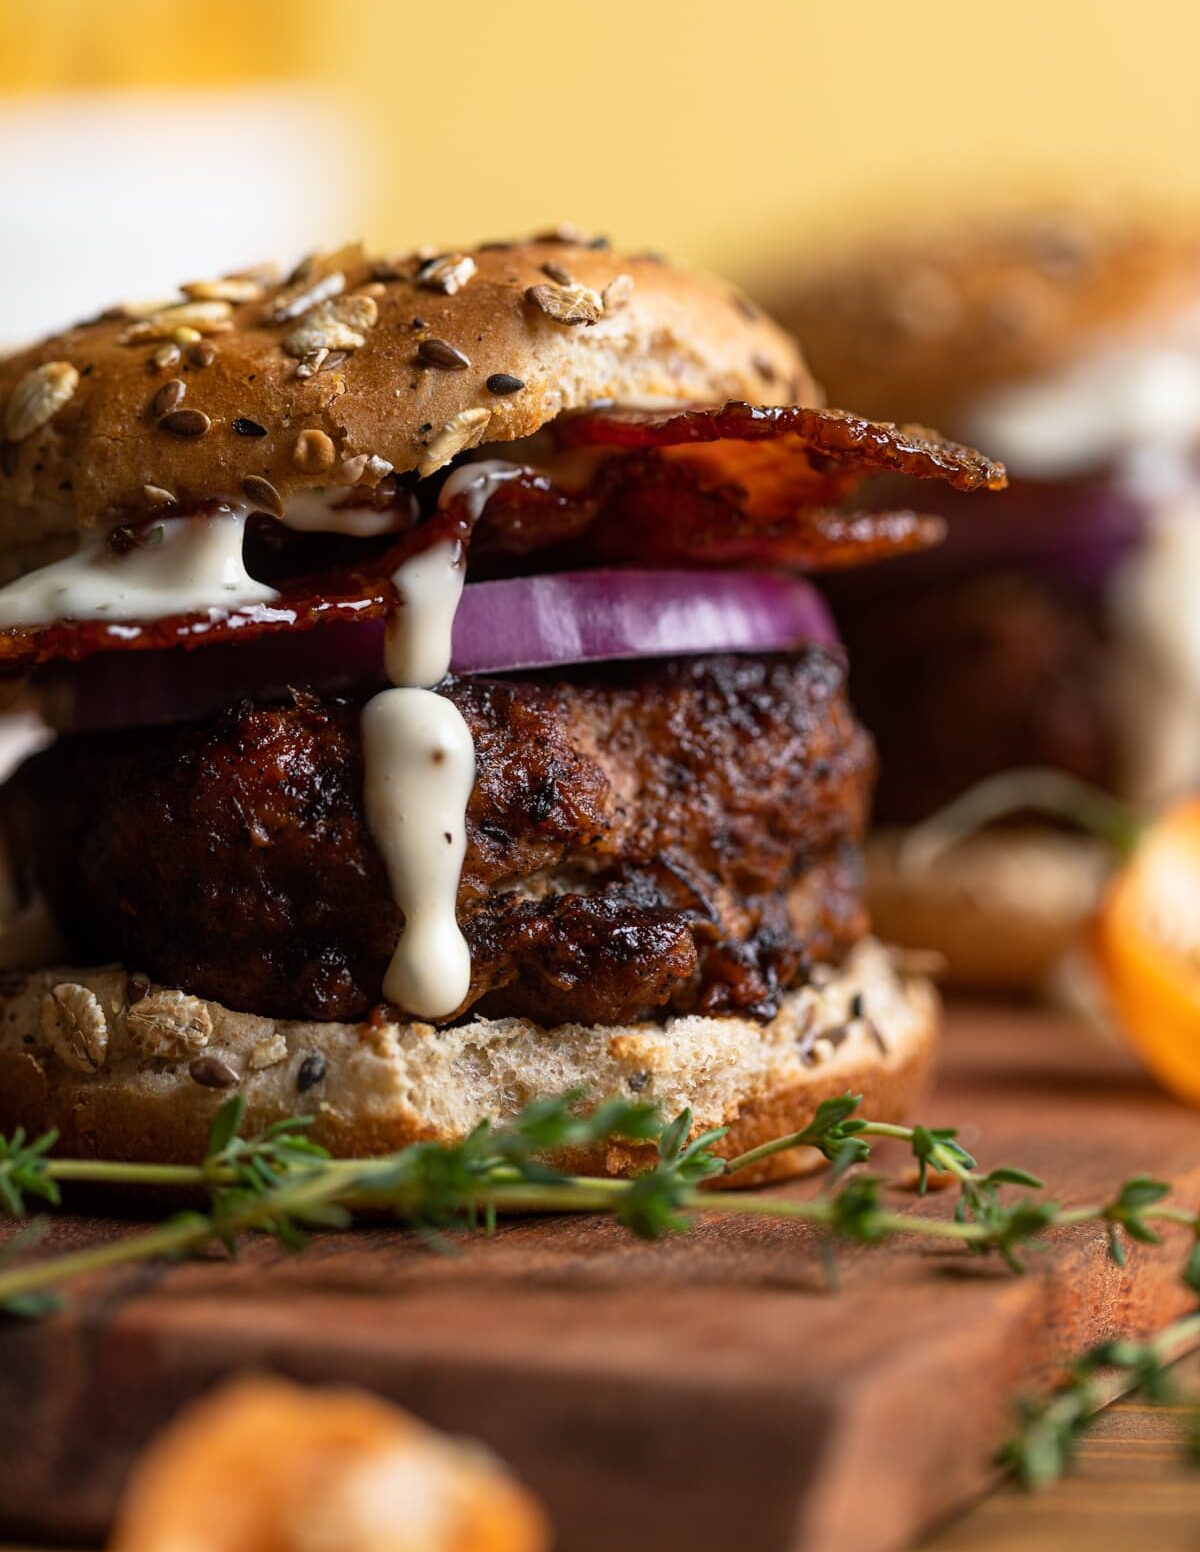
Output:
top-left (1094, 797), bottom-right (1200, 1105)
top-left (109, 1375), bottom-right (549, 1552)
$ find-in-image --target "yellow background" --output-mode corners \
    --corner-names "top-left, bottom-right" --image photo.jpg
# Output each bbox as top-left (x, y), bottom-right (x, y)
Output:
top-left (2, 0), bottom-right (1199, 287)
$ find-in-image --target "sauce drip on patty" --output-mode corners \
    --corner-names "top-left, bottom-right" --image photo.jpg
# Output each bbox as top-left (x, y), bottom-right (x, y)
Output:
top-left (362, 536), bottom-right (475, 1020)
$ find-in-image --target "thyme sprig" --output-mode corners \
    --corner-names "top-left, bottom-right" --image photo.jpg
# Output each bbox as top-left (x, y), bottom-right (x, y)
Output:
top-left (0, 1089), bottom-right (1196, 1488)
top-left (896, 765), bottom-right (1144, 867)
top-left (0, 1126), bottom-right (62, 1216)
top-left (0, 1091), bottom-right (1192, 1304)
top-left (1002, 1310), bottom-right (1200, 1488)
top-left (722, 1098), bottom-right (1065, 1269)
top-left (1001, 1198), bottom-right (1200, 1486)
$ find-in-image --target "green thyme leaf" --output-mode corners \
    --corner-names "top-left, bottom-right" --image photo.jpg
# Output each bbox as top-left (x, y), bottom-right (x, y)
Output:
top-left (1184, 1232), bottom-right (1200, 1295)
top-left (984, 1166), bottom-right (1045, 1190)
top-left (1102, 1175), bottom-right (1170, 1256)
top-left (0, 1289), bottom-right (64, 1319)
top-left (0, 1128), bottom-right (61, 1217)
top-left (827, 1174), bottom-right (887, 1242)
top-left (206, 1097), bottom-right (245, 1158)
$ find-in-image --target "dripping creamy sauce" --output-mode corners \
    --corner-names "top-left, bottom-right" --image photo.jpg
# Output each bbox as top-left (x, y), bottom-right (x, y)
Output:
top-left (279, 486), bottom-right (414, 538)
top-left (0, 458), bottom-right (548, 633)
top-left (361, 675), bottom-right (475, 1019)
top-left (962, 330), bottom-right (1200, 481)
top-left (0, 492), bottom-right (415, 631)
top-left (0, 508), bottom-right (277, 628)
top-left (361, 466), bottom-right (528, 1019)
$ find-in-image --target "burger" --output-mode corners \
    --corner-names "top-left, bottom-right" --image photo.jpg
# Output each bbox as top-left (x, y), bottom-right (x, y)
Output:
top-left (0, 234), bottom-right (1002, 1180)
top-left (782, 209), bottom-right (1200, 989)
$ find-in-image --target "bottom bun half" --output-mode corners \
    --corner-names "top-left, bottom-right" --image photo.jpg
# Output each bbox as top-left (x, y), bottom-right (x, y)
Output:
top-left (866, 827), bottom-right (1110, 994)
top-left (0, 937), bottom-right (937, 1186)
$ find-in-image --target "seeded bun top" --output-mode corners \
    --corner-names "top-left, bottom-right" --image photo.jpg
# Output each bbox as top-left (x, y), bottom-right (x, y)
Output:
top-left (0, 232), bottom-right (811, 549)
top-left (777, 209), bottom-right (1200, 428)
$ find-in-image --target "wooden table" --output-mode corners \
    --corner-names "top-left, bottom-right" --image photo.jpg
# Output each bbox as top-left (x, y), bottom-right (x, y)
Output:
top-left (7, 1373), bottom-right (1200, 1552)
top-left (0, 1001), bottom-right (1197, 1552)
top-left (8, 1379), bottom-right (1200, 1552)
top-left (924, 1346), bottom-right (1200, 1550)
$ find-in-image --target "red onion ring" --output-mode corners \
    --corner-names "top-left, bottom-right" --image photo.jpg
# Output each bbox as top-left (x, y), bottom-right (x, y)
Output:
top-left (450, 568), bottom-right (836, 672)
top-left (34, 568), bottom-right (839, 733)
top-left (823, 476), bottom-right (1147, 601)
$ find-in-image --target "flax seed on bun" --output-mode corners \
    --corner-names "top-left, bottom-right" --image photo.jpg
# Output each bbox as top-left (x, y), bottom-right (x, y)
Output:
top-left (0, 234), bottom-right (810, 552)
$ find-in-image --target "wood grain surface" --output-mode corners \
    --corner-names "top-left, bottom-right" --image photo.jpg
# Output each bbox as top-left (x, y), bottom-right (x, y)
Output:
top-left (924, 1346), bottom-right (1200, 1550)
top-left (0, 1001), bottom-right (1196, 1552)
top-left (15, 1359), bottom-right (1199, 1552)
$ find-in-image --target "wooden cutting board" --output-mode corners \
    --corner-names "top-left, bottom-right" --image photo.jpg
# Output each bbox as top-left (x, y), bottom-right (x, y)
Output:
top-left (0, 1001), bottom-right (1197, 1552)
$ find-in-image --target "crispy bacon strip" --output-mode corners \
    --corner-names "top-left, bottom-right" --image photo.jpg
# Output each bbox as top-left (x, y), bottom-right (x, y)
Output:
top-left (554, 402), bottom-right (1008, 493)
top-left (477, 400), bottom-right (999, 568)
top-left (0, 560), bottom-right (395, 669)
top-left (478, 457), bottom-right (944, 570)
top-left (0, 518), bottom-right (445, 670)
top-left (0, 402), bottom-right (1003, 668)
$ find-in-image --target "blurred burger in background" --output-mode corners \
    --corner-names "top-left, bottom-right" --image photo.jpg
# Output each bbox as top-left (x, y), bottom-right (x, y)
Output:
top-left (781, 209), bottom-right (1200, 990)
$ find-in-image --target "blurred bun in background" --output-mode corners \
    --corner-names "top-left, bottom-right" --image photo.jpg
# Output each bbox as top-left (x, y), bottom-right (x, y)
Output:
top-left (779, 208), bottom-right (1200, 988)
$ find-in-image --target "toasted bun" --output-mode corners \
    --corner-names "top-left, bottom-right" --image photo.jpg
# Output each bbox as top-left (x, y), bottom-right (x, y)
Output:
top-left (865, 828), bottom-right (1110, 993)
top-left (0, 938), bottom-right (935, 1186)
top-left (778, 208), bottom-right (1200, 426)
top-left (0, 235), bottom-right (811, 553)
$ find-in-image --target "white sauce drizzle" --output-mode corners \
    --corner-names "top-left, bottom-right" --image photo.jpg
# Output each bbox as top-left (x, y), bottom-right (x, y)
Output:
top-left (0, 460), bottom-right (535, 636)
top-left (362, 527), bottom-right (477, 1019)
top-left (358, 467), bottom-right (528, 1019)
top-left (1110, 475), bottom-right (1200, 804)
top-left (383, 539), bottom-right (467, 686)
top-left (280, 487), bottom-right (411, 538)
top-left (361, 681), bottom-right (475, 1018)
top-left (0, 508), bottom-right (276, 628)
top-left (439, 457), bottom-right (528, 521)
